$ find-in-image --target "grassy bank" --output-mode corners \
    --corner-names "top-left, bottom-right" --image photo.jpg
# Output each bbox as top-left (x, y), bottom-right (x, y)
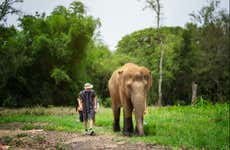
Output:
top-left (0, 104), bottom-right (229, 149)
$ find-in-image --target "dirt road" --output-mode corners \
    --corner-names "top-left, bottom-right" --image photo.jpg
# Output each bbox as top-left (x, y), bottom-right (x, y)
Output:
top-left (0, 123), bottom-right (168, 150)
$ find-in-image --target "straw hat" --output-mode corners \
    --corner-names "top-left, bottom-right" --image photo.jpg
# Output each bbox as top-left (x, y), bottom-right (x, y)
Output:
top-left (84, 83), bottom-right (93, 89)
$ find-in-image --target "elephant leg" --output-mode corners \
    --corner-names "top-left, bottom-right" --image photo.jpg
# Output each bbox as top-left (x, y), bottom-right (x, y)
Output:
top-left (113, 107), bottom-right (120, 132)
top-left (123, 108), bottom-right (133, 136)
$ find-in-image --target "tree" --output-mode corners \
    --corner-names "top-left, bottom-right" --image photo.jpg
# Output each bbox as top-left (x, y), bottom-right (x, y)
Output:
top-left (69, 1), bottom-right (85, 15)
top-left (0, 0), bottom-right (23, 22)
top-left (189, 0), bottom-right (230, 102)
top-left (117, 27), bottom-right (184, 105)
top-left (0, 1), bottom-right (100, 107)
top-left (139, 0), bottom-right (163, 106)
top-left (172, 0), bottom-right (230, 104)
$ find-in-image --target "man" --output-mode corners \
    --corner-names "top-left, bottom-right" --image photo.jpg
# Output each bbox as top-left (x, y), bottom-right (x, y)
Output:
top-left (79, 83), bottom-right (97, 136)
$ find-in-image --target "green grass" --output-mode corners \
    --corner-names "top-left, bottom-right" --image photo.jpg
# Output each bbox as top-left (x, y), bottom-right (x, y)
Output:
top-left (0, 104), bottom-right (229, 149)
top-left (133, 104), bottom-right (229, 149)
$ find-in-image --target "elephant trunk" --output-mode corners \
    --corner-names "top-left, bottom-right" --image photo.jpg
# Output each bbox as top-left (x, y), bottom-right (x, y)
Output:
top-left (135, 117), bottom-right (144, 136)
top-left (132, 93), bottom-right (146, 136)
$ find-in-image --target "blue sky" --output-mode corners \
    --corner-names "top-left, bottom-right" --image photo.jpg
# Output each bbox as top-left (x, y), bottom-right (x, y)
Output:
top-left (5, 0), bottom-right (229, 50)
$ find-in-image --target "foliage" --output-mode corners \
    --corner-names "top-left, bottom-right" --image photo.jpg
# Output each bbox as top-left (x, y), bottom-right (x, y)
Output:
top-left (0, 0), bottom-right (229, 106)
top-left (193, 96), bottom-right (211, 108)
top-left (100, 97), bottom-right (111, 108)
top-left (116, 0), bottom-right (229, 104)
top-left (188, 0), bottom-right (230, 102)
top-left (50, 68), bottom-right (71, 84)
top-left (116, 27), bottom-right (184, 104)
top-left (0, 1), bottom-right (99, 107)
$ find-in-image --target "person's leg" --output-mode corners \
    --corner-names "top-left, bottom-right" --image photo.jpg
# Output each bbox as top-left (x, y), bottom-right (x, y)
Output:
top-left (93, 111), bottom-right (96, 124)
top-left (84, 119), bottom-right (88, 129)
top-left (89, 111), bottom-right (95, 135)
top-left (84, 119), bottom-right (88, 135)
top-left (89, 119), bottom-right (95, 135)
top-left (90, 119), bottom-right (94, 129)
top-left (83, 111), bottom-right (88, 135)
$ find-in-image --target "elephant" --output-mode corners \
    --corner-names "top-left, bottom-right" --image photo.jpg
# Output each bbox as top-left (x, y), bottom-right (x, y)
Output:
top-left (108, 63), bottom-right (152, 136)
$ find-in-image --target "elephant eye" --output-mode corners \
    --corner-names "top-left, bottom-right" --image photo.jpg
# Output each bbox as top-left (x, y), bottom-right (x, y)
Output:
top-left (144, 75), bottom-right (149, 80)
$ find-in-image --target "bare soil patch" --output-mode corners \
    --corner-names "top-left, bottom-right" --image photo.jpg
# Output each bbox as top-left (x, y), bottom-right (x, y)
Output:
top-left (0, 122), bottom-right (169, 150)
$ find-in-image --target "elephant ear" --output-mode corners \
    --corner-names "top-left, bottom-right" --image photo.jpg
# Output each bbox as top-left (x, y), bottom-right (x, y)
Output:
top-left (147, 72), bottom-right (152, 89)
top-left (140, 67), bottom-right (152, 90)
top-left (118, 69), bottom-right (123, 75)
top-left (117, 69), bottom-right (124, 85)
top-left (118, 70), bottom-right (123, 74)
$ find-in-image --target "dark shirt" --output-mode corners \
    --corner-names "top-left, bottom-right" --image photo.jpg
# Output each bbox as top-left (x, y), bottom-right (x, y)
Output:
top-left (79, 90), bottom-right (96, 113)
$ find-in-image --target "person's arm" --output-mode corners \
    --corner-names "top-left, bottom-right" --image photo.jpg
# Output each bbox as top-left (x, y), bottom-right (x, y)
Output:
top-left (78, 98), bottom-right (83, 111)
top-left (94, 96), bottom-right (97, 111)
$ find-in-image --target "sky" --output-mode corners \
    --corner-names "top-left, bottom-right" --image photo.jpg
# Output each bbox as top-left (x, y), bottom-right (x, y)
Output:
top-left (4, 0), bottom-right (229, 51)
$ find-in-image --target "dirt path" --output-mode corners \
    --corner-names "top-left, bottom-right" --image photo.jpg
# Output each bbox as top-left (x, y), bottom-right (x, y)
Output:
top-left (0, 123), bottom-right (168, 150)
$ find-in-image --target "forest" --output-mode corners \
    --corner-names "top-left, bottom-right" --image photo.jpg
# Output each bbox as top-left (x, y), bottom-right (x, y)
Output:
top-left (0, 0), bottom-right (229, 107)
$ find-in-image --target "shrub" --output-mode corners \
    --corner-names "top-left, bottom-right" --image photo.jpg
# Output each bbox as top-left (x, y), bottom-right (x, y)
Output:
top-left (2, 96), bottom-right (17, 107)
top-left (22, 106), bottom-right (48, 116)
top-left (194, 96), bottom-right (211, 108)
top-left (31, 106), bottom-right (47, 116)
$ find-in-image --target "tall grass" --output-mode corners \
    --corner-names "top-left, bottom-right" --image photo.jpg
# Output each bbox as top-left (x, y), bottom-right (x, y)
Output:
top-left (0, 104), bottom-right (229, 149)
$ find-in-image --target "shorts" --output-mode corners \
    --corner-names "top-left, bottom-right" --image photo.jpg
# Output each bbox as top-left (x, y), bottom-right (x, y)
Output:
top-left (83, 109), bottom-right (95, 121)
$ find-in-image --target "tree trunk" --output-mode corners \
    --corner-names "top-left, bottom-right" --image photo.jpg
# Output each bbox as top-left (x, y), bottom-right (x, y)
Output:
top-left (156, 0), bottom-right (162, 106)
top-left (158, 41), bottom-right (164, 106)
top-left (144, 0), bottom-right (162, 106)
top-left (156, 0), bottom-right (160, 29)
top-left (191, 82), bottom-right (198, 105)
